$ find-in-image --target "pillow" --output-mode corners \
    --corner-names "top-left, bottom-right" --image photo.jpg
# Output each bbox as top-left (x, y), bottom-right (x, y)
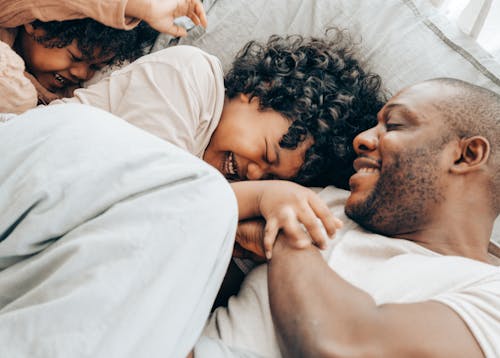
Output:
top-left (170, 0), bottom-right (500, 94)
top-left (157, 0), bottom-right (500, 242)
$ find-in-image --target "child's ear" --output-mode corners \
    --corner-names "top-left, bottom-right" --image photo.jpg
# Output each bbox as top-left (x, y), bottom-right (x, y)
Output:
top-left (23, 23), bottom-right (46, 38)
top-left (23, 23), bottom-right (36, 35)
top-left (238, 93), bottom-right (251, 103)
top-left (451, 136), bottom-right (490, 174)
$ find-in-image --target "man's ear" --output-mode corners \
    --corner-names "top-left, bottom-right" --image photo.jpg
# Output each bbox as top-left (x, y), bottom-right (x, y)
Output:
top-left (451, 136), bottom-right (490, 174)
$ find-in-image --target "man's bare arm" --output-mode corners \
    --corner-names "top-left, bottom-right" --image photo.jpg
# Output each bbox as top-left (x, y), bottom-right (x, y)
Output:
top-left (268, 238), bottom-right (484, 358)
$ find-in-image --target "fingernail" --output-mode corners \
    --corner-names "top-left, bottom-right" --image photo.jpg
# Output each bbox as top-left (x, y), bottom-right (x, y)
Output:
top-left (266, 251), bottom-right (272, 260)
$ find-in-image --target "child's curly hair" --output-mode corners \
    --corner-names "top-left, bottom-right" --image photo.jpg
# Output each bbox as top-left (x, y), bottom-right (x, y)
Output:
top-left (31, 18), bottom-right (159, 64)
top-left (225, 29), bottom-right (386, 189)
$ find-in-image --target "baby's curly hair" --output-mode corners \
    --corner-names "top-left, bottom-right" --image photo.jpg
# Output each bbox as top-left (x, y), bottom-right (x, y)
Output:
top-left (31, 18), bottom-right (158, 64)
top-left (225, 29), bottom-right (385, 189)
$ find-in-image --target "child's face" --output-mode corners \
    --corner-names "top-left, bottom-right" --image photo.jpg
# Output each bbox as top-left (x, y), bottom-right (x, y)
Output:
top-left (203, 94), bottom-right (313, 181)
top-left (18, 24), bottom-right (114, 95)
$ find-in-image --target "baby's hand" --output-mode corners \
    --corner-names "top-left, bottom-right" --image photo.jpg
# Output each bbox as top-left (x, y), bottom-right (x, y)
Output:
top-left (126, 0), bottom-right (207, 36)
top-left (257, 181), bottom-right (342, 259)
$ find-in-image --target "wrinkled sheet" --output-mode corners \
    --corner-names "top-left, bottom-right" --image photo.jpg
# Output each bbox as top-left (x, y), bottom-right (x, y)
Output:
top-left (0, 104), bottom-right (237, 357)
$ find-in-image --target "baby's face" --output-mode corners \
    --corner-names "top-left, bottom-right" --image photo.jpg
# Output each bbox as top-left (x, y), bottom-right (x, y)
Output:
top-left (203, 94), bottom-right (312, 181)
top-left (18, 24), bottom-right (114, 95)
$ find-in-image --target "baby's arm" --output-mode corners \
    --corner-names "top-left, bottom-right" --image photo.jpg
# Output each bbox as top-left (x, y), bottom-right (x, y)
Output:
top-left (231, 180), bottom-right (342, 259)
top-left (0, 0), bottom-right (206, 34)
top-left (125, 0), bottom-right (207, 36)
top-left (0, 0), bottom-right (134, 29)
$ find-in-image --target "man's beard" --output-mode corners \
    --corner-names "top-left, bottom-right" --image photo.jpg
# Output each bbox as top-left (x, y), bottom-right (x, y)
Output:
top-left (345, 146), bottom-right (445, 236)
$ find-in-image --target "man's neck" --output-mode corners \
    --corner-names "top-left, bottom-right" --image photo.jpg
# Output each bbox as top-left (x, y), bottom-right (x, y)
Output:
top-left (394, 212), bottom-right (495, 263)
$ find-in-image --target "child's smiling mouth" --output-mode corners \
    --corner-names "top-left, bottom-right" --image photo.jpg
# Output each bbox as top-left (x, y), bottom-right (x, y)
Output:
top-left (223, 151), bottom-right (240, 180)
top-left (53, 73), bottom-right (79, 89)
top-left (54, 73), bottom-right (69, 87)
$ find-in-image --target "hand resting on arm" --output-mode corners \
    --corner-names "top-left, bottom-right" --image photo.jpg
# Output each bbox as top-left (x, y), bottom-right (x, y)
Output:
top-left (231, 180), bottom-right (342, 259)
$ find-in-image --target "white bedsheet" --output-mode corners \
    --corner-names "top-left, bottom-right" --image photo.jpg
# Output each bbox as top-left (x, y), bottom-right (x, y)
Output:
top-left (0, 104), bottom-right (237, 357)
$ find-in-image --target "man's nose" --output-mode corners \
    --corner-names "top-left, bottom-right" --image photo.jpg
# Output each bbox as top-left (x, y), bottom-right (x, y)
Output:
top-left (246, 162), bottom-right (269, 180)
top-left (69, 63), bottom-right (95, 81)
top-left (353, 126), bottom-right (378, 154)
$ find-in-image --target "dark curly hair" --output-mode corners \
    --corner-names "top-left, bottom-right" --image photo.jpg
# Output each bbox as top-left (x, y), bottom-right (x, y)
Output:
top-left (31, 18), bottom-right (158, 64)
top-left (225, 29), bottom-right (386, 189)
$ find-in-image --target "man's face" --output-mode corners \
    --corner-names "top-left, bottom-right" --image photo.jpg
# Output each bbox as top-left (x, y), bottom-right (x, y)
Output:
top-left (203, 94), bottom-right (312, 181)
top-left (19, 24), bottom-right (114, 95)
top-left (345, 83), bottom-right (453, 236)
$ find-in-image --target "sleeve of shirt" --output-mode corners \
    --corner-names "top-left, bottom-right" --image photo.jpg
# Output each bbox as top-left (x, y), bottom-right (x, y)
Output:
top-left (53, 46), bottom-right (225, 158)
top-left (0, 41), bottom-right (37, 113)
top-left (432, 272), bottom-right (500, 358)
top-left (0, 0), bottom-right (139, 29)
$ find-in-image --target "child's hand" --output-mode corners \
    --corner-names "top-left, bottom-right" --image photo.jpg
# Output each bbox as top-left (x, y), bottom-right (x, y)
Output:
top-left (126, 0), bottom-right (208, 36)
top-left (256, 181), bottom-right (342, 259)
top-left (231, 180), bottom-right (343, 259)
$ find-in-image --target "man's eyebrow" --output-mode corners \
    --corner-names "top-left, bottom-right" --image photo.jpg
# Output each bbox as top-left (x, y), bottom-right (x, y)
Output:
top-left (381, 103), bottom-right (419, 123)
top-left (383, 102), bottom-right (405, 113)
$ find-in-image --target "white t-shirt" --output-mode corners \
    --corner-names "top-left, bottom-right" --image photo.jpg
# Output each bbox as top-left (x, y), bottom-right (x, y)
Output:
top-left (202, 187), bottom-right (500, 357)
top-left (53, 45), bottom-right (225, 159)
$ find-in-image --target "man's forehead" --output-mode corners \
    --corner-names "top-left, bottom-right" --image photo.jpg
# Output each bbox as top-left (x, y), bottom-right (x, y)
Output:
top-left (380, 82), bottom-right (447, 117)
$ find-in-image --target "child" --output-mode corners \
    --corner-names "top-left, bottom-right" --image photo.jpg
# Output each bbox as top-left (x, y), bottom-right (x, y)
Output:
top-left (54, 30), bottom-right (386, 256)
top-left (13, 19), bottom-right (158, 104)
top-left (0, 0), bottom-right (207, 113)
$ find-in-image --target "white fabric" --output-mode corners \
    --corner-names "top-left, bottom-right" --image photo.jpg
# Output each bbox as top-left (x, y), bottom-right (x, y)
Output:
top-left (195, 336), bottom-right (264, 357)
top-left (0, 104), bottom-right (238, 357)
top-left (199, 187), bottom-right (500, 358)
top-left (53, 45), bottom-right (225, 159)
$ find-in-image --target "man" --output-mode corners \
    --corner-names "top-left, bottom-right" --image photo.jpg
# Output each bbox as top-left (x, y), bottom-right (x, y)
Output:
top-left (0, 104), bottom-right (237, 357)
top-left (198, 78), bottom-right (500, 357)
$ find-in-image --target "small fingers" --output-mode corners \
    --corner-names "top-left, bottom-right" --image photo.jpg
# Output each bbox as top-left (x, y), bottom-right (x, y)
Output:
top-left (187, 11), bottom-right (202, 27)
top-left (308, 195), bottom-right (343, 236)
top-left (263, 218), bottom-right (280, 260)
top-left (281, 218), bottom-right (313, 249)
top-left (193, 1), bottom-right (208, 28)
top-left (299, 213), bottom-right (329, 250)
top-left (165, 23), bottom-right (188, 37)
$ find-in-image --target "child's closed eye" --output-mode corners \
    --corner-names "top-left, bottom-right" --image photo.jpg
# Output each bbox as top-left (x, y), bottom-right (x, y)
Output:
top-left (68, 50), bottom-right (83, 62)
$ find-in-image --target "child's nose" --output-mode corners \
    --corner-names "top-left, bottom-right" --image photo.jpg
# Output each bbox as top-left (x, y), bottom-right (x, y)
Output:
top-left (69, 63), bottom-right (94, 81)
top-left (246, 162), bottom-right (268, 180)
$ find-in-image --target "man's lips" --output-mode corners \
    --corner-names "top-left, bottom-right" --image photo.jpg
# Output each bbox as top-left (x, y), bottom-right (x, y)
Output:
top-left (349, 156), bottom-right (381, 191)
top-left (353, 156), bottom-right (381, 172)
